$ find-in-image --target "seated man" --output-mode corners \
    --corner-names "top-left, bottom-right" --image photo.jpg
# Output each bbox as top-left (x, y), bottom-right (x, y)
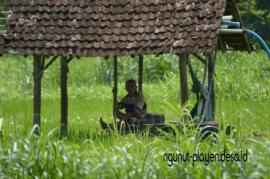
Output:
top-left (100, 79), bottom-right (164, 130)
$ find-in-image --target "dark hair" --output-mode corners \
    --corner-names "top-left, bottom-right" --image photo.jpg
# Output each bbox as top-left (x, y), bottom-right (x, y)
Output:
top-left (125, 79), bottom-right (136, 86)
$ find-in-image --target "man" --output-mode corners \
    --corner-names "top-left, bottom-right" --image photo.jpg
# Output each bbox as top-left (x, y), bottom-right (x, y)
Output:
top-left (100, 79), bottom-right (147, 130)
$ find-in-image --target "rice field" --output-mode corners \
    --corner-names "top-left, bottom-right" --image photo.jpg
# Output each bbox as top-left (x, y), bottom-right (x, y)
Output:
top-left (0, 51), bottom-right (270, 178)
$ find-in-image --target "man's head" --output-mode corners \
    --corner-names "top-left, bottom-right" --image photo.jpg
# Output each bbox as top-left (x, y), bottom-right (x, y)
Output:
top-left (125, 79), bottom-right (137, 95)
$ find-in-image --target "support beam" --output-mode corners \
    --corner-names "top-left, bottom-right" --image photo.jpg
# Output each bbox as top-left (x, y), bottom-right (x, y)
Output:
top-left (33, 55), bottom-right (43, 135)
top-left (0, 11), bottom-right (11, 14)
top-left (67, 57), bottom-right (73, 64)
top-left (219, 29), bottom-right (244, 35)
top-left (60, 57), bottom-right (68, 137)
top-left (178, 54), bottom-right (189, 105)
top-left (208, 53), bottom-right (216, 120)
top-left (193, 54), bottom-right (206, 65)
top-left (218, 35), bottom-right (227, 52)
top-left (35, 56), bottom-right (57, 81)
top-left (113, 56), bottom-right (118, 122)
top-left (138, 55), bottom-right (144, 93)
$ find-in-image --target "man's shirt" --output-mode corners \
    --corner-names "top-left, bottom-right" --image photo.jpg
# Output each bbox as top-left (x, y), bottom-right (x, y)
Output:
top-left (118, 92), bottom-right (147, 121)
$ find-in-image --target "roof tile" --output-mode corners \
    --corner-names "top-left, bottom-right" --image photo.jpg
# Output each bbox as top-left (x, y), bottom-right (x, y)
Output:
top-left (3, 0), bottom-right (225, 57)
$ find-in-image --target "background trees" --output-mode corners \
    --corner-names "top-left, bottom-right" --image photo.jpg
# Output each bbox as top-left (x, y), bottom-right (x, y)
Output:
top-left (239, 0), bottom-right (270, 42)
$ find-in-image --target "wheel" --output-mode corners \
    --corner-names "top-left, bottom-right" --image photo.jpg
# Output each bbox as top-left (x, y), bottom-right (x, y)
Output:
top-left (199, 121), bottom-right (219, 141)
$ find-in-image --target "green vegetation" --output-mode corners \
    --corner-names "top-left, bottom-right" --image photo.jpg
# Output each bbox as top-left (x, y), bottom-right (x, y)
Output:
top-left (239, 0), bottom-right (270, 42)
top-left (0, 52), bottom-right (270, 178)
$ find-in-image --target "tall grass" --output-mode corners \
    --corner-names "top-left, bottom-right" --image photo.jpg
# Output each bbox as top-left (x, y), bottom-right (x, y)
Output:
top-left (0, 51), bottom-right (269, 178)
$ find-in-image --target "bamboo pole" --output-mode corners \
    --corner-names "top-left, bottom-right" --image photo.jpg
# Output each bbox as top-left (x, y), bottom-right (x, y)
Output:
top-left (138, 55), bottom-right (143, 94)
top-left (33, 55), bottom-right (43, 135)
top-left (113, 56), bottom-right (118, 122)
top-left (178, 54), bottom-right (189, 105)
top-left (208, 53), bottom-right (216, 120)
top-left (219, 29), bottom-right (243, 35)
top-left (60, 57), bottom-right (68, 137)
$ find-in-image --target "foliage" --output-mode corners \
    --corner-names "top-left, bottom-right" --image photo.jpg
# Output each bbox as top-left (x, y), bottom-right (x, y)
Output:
top-left (239, 0), bottom-right (270, 42)
top-left (0, 52), bottom-right (270, 178)
top-left (0, 128), bottom-right (269, 178)
top-left (1, 52), bottom-right (269, 100)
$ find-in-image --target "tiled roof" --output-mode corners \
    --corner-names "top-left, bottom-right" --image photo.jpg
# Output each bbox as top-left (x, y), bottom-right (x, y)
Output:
top-left (3, 0), bottom-right (226, 57)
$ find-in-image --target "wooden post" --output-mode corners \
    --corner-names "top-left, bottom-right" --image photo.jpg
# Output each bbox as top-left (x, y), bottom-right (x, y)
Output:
top-left (113, 56), bottom-right (118, 122)
top-left (208, 53), bottom-right (216, 120)
top-left (60, 57), bottom-right (68, 137)
top-left (178, 54), bottom-right (189, 105)
top-left (138, 55), bottom-right (143, 93)
top-left (33, 55), bottom-right (43, 134)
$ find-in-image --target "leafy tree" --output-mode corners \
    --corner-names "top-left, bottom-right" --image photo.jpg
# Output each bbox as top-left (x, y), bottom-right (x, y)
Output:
top-left (239, 0), bottom-right (270, 42)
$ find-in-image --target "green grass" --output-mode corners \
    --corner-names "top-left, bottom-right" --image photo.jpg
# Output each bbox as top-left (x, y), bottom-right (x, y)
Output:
top-left (0, 51), bottom-right (270, 178)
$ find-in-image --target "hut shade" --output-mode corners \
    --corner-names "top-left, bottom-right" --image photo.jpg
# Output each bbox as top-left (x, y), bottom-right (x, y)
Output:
top-left (3, 0), bottom-right (225, 57)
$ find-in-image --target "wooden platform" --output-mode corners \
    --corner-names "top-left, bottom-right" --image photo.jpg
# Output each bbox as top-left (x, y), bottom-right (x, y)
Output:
top-left (115, 121), bottom-right (219, 137)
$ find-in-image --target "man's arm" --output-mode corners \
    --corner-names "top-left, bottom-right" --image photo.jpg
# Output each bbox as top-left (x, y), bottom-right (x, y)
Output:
top-left (115, 102), bottom-right (128, 121)
top-left (128, 106), bottom-right (144, 118)
top-left (116, 103), bottom-right (142, 120)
